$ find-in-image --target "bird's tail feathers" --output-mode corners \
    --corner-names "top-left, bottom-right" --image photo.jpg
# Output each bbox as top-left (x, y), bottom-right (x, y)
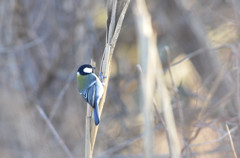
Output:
top-left (93, 103), bottom-right (100, 125)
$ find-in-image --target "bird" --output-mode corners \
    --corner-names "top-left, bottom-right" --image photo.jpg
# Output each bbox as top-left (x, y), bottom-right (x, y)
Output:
top-left (77, 64), bottom-right (104, 125)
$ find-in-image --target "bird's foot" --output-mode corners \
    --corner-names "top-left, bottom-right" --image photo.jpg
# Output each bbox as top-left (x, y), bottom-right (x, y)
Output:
top-left (99, 72), bottom-right (107, 85)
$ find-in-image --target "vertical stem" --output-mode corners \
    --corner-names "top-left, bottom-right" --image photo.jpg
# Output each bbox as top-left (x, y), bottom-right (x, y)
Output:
top-left (85, 60), bottom-right (95, 158)
top-left (85, 105), bottom-right (92, 158)
top-left (166, 47), bottom-right (186, 148)
top-left (85, 1), bottom-right (130, 157)
top-left (134, 0), bottom-right (181, 157)
top-left (134, 0), bottom-right (156, 157)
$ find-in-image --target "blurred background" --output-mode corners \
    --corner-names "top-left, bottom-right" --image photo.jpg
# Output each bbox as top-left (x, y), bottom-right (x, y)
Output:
top-left (0, 0), bottom-right (240, 157)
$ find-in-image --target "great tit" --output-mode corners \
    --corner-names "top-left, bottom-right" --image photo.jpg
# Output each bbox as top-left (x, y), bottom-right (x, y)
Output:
top-left (77, 64), bottom-right (104, 125)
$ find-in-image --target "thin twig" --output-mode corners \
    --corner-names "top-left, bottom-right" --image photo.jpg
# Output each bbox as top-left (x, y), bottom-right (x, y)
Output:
top-left (198, 63), bottom-right (228, 119)
top-left (0, 33), bottom-right (49, 54)
top-left (49, 68), bottom-right (77, 120)
top-left (98, 146), bottom-right (235, 158)
top-left (189, 125), bottom-right (238, 147)
top-left (165, 46), bottom-right (187, 151)
top-left (36, 105), bottom-right (74, 158)
top-left (226, 124), bottom-right (238, 158)
top-left (153, 99), bottom-right (172, 154)
top-left (171, 44), bottom-right (232, 67)
top-left (95, 123), bottom-right (164, 158)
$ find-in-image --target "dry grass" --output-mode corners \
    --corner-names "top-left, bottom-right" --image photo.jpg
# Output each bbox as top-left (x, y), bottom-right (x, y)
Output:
top-left (0, 0), bottom-right (240, 158)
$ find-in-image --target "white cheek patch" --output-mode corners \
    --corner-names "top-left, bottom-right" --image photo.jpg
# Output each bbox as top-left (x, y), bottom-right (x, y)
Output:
top-left (77, 72), bottom-right (80, 76)
top-left (83, 67), bottom-right (92, 73)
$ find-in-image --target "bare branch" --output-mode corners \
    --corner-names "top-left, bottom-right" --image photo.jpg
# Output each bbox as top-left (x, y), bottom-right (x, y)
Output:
top-left (84, 1), bottom-right (130, 157)
top-left (226, 124), bottom-right (238, 158)
top-left (36, 105), bottom-right (74, 158)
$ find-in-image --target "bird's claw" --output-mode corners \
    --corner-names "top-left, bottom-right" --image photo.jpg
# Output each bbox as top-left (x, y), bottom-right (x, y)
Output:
top-left (99, 72), bottom-right (107, 85)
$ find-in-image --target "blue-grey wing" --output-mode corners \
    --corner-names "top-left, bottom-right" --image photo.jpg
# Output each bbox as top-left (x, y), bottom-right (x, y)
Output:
top-left (81, 74), bottom-right (104, 108)
top-left (81, 77), bottom-right (104, 125)
top-left (81, 84), bottom-right (96, 107)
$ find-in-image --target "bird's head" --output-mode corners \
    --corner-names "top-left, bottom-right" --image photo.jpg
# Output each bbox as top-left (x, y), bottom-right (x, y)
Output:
top-left (77, 64), bottom-right (95, 76)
